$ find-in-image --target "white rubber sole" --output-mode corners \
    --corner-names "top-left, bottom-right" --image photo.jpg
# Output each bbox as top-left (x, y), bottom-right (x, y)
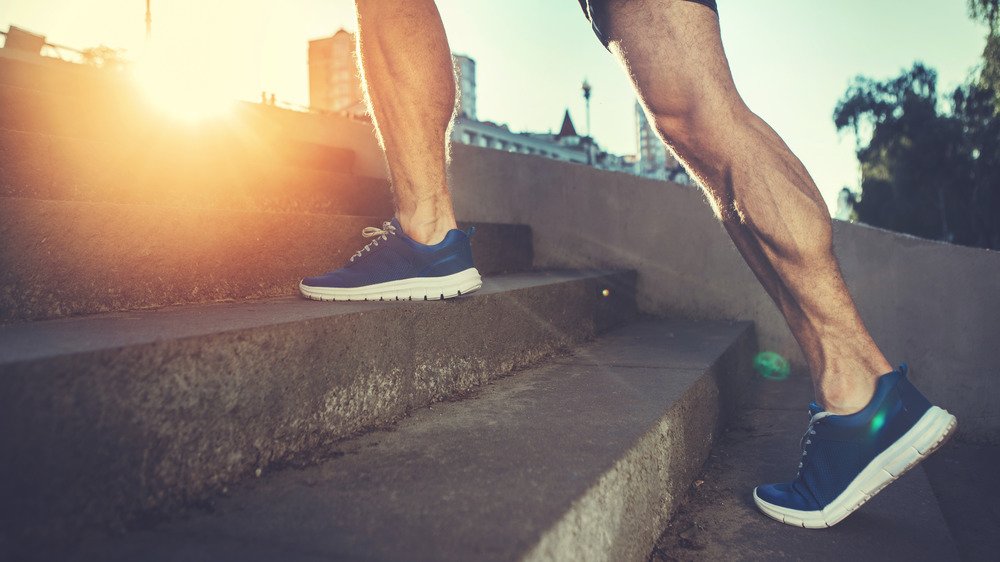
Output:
top-left (299, 267), bottom-right (483, 302)
top-left (753, 405), bottom-right (957, 529)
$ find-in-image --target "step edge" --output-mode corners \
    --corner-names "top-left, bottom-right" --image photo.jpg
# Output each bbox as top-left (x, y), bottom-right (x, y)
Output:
top-left (0, 269), bottom-right (625, 366)
top-left (525, 322), bottom-right (756, 562)
top-left (0, 271), bottom-right (634, 540)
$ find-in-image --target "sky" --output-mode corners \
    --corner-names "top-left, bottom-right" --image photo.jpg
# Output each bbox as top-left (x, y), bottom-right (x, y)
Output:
top-left (0, 0), bottom-right (989, 211)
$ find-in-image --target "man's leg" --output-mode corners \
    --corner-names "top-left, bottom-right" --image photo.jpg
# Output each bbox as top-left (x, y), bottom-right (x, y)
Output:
top-left (595, 0), bottom-right (956, 528)
top-left (600, 0), bottom-right (888, 414)
top-left (355, 0), bottom-right (457, 245)
top-left (299, 1), bottom-right (481, 302)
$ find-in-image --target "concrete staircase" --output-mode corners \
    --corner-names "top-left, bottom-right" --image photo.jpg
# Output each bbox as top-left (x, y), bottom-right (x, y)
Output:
top-left (24, 319), bottom-right (753, 562)
top-left (0, 51), bottom-right (746, 561)
top-left (0, 51), bottom-right (975, 562)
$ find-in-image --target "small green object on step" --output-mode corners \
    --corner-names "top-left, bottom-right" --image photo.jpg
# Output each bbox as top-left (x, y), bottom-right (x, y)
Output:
top-left (754, 351), bottom-right (790, 381)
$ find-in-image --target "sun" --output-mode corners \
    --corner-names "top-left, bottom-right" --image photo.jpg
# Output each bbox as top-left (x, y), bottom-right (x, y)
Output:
top-left (131, 35), bottom-right (237, 122)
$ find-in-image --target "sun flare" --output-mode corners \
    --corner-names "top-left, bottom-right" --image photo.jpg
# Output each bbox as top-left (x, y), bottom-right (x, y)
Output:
top-left (131, 40), bottom-right (236, 122)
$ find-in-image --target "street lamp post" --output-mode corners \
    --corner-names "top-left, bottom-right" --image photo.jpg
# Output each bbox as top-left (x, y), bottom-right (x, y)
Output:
top-left (582, 79), bottom-right (593, 164)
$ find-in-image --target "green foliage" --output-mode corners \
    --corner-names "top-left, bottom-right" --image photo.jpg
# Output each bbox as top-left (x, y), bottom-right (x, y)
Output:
top-left (969, 0), bottom-right (999, 30)
top-left (833, 8), bottom-right (1000, 250)
top-left (969, 1), bottom-right (1000, 107)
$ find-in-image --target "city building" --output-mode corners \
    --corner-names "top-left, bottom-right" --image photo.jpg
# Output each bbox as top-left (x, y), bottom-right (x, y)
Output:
top-left (451, 112), bottom-right (589, 164)
top-left (309, 31), bottom-right (478, 121)
top-left (454, 54), bottom-right (476, 120)
top-left (308, 29), bottom-right (363, 113)
top-left (835, 187), bottom-right (856, 221)
top-left (635, 101), bottom-right (691, 184)
top-left (306, 36), bottom-right (682, 183)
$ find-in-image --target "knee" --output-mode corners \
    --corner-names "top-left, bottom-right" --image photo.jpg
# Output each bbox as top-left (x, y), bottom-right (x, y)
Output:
top-left (643, 90), bottom-right (747, 153)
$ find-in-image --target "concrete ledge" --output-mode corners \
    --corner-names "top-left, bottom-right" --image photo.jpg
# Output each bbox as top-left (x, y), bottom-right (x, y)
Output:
top-left (450, 142), bottom-right (1000, 444)
top-left (0, 270), bottom-right (636, 545)
top-left (28, 318), bottom-right (752, 561)
top-left (0, 128), bottom-right (393, 217)
top-left (0, 198), bottom-right (532, 321)
top-left (0, 71), bottom-right (388, 178)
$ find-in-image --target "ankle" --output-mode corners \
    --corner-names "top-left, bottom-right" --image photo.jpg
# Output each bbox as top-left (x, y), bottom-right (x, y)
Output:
top-left (397, 212), bottom-right (457, 245)
top-left (818, 376), bottom-right (878, 415)
top-left (812, 340), bottom-right (892, 414)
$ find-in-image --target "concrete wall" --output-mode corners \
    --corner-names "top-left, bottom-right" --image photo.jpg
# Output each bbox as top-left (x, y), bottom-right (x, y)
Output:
top-left (448, 143), bottom-right (1000, 444)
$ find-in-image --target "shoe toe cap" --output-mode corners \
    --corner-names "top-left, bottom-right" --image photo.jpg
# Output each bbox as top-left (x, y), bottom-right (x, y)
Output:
top-left (754, 482), bottom-right (787, 505)
top-left (755, 482), bottom-right (819, 511)
top-left (301, 272), bottom-right (346, 288)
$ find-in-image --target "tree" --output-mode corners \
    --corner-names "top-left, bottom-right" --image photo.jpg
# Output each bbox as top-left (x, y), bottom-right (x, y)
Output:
top-left (834, 65), bottom-right (975, 243)
top-left (969, 0), bottom-right (1000, 107)
top-left (831, 4), bottom-right (1000, 249)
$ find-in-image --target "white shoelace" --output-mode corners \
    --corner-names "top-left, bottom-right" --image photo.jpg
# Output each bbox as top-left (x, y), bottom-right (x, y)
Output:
top-left (796, 410), bottom-right (832, 475)
top-left (350, 221), bottom-right (397, 263)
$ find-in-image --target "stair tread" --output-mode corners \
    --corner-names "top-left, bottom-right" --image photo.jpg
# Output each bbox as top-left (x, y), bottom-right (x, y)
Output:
top-left (65, 319), bottom-right (753, 562)
top-left (0, 198), bottom-right (532, 321)
top-left (0, 270), bottom-right (611, 364)
top-left (0, 126), bottom-right (387, 214)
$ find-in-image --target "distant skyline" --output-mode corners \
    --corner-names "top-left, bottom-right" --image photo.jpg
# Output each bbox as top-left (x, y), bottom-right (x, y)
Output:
top-left (0, 0), bottom-right (989, 211)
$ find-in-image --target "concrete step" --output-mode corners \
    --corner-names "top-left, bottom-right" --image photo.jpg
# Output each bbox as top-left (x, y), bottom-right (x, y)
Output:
top-left (0, 126), bottom-right (392, 216)
top-left (0, 198), bottom-right (531, 321)
top-left (15, 318), bottom-right (755, 561)
top-left (0, 74), bottom-right (389, 178)
top-left (0, 56), bottom-right (393, 216)
top-left (0, 54), bottom-right (119, 97)
top-left (650, 368), bottom-right (962, 561)
top-left (923, 441), bottom-right (1000, 560)
top-left (0, 269), bottom-right (637, 551)
top-left (0, 68), bottom-right (144, 140)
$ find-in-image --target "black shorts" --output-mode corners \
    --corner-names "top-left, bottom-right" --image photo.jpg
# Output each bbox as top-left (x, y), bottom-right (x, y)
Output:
top-left (578, 0), bottom-right (719, 48)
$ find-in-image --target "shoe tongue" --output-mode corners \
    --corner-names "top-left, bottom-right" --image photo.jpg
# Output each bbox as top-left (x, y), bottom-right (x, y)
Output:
top-left (808, 402), bottom-right (825, 418)
top-left (388, 217), bottom-right (413, 241)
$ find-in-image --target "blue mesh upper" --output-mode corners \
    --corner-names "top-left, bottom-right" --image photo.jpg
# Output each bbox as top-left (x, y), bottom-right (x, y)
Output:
top-left (757, 365), bottom-right (933, 511)
top-left (302, 218), bottom-right (476, 289)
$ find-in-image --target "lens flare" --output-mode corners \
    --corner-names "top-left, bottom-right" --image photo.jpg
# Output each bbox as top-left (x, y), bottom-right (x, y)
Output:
top-left (601, 288), bottom-right (610, 297)
top-left (870, 410), bottom-right (887, 435)
top-left (753, 351), bottom-right (790, 380)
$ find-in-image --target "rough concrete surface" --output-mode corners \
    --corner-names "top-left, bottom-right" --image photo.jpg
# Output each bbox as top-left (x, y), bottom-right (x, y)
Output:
top-left (0, 270), bottom-right (633, 548)
top-left (14, 319), bottom-right (753, 562)
top-left (450, 142), bottom-right (1000, 444)
top-left (649, 373), bottom-right (961, 561)
top-left (0, 198), bottom-right (532, 321)
top-left (0, 128), bottom-right (393, 217)
top-left (923, 441), bottom-right (1000, 561)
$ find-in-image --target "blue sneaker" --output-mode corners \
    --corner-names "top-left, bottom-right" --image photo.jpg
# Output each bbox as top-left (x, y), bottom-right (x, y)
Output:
top-left (299, 218), bottom-right (482, 301)
top-left (753, 365), bottom-right (956, 528)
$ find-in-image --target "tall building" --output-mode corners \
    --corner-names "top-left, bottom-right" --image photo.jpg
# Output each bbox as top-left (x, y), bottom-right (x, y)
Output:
top-left (635, 100), bottom-right (663, 175)
top-left (308, 29), bottom-right (363, 113)
top-left (634, 101), bottom-right (690, 184)
top-left (454, 54), bottom-right (476, 120)
top-left (835, 187), bottom-right (856, 221)
top-left (309, 32), bottom-right (478, 119)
